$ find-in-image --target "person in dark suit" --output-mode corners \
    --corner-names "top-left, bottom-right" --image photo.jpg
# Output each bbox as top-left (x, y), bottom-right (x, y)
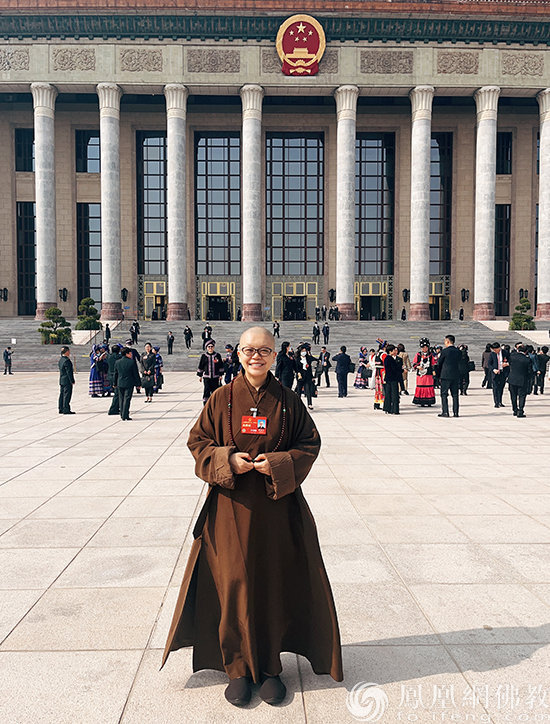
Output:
top-left (322, 323), bottom-right (330, 345)
top-left (114, 346), bottom-right (142, 420)
top-left (58, 346), bottom-right (75, 414)
top-left (435, 334), bottom-right (462, 417)
top-left (312, 322), bottom-right (320, 345)
top-left (488, 342), bottom-right (510, 408)
top-left (383, 344), bottom-right (401, 414)
top-left (167, 331), bottom-right (175, 355)
top-left (107, 344), bottom-right (122, 415)
top-left (332, 345), bottom-right (351, 398)
top-left (316, 346), bottom-right (331, 388)
top-left (535, 345), bottom-right (550, 394)
top-left (274, 341), bottom-right (296, 390)
top-left (508, 345), bottom-right (530, 417)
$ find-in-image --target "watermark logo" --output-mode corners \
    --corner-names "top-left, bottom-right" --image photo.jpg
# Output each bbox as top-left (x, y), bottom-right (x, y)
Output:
top-left (346, 682), bottom-right (389, 722)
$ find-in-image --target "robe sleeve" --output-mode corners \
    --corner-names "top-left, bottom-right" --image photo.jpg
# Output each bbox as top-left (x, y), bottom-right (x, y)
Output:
top-left (262, 395), bottom-right (321, 501)
top-left (187, 391), bottom-right (237, 489)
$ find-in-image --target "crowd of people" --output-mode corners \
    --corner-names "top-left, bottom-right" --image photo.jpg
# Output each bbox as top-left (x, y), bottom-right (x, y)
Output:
top-left (191, 325), bottom-right (550, 420)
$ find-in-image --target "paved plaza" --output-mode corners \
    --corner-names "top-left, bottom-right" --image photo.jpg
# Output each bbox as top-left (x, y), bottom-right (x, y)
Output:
top-left (1, 367), bottom-right (550, 723)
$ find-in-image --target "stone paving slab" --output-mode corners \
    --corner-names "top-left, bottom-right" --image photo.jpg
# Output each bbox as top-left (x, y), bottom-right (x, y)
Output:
top-left (0, 370), bottom-right (550, 722)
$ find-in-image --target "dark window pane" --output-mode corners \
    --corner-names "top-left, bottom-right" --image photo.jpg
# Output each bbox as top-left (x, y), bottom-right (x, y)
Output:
top-left (266, 133), bottom-right (324, 276)
top-left (77, 203), bottom-right (102, 307)
top-left (194, 132), bottom-right (241, 276)
top-left (429, 133), bottom-right (453, 276)
top-left (494, 204), bottom-right (511, 316)
top-left (16, 202), bottom-right (36, 314)
top-left (355, 134), bottom-right (395, 276)
top-left (75, 130), bottom-right (100, 173)
top-left (15, 129), bottom-right (34, 172)
top-left (496, 132), bottom-right (512, 175)
top-left (137, 132), bottom-right (167, 275)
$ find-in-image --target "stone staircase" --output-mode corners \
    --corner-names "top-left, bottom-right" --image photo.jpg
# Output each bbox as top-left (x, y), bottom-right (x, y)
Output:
top-left (2, 317), bottom-right (548, 373)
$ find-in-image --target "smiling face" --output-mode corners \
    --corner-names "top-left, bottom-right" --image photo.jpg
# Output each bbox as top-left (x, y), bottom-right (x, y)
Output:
top-left (238, 327), bottom-right (276, 387)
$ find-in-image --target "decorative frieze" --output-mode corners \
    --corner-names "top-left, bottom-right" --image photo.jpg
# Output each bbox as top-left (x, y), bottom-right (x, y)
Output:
top-left (502, 53), bottom-right (543, 76)
top-left (187, 48), bottom-right (240, 74)
top-left (360, 50), bottom-right (413, 75)
top-left (52, 48), bottom-right (95, 72)
top-left (120, 49), bottom-right (162, 72)
top-left (261, 47), bottom-right (337, 75)
top-left (0, 48), bottom-right (29, 71)
top-left (437, 51), bottom-right (479, 75)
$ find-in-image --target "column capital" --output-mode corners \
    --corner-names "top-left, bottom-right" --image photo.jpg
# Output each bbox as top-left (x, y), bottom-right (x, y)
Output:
top-left (97, 83), bottom-right (122, 119)
top-left (334, 85), bottom-right (359, 122)
top-left (409, 85), bottom-right (434, 122)
top-left (30, 83), bottom-right (57, 118)
top-left (240, 84), bottom-right (264, 121)
top-left (537, 88), bottom-right (550, 123)
top-left (474, 86), bottom-right (500, 123)
top-left (164, 84), bottom-right (188, 119)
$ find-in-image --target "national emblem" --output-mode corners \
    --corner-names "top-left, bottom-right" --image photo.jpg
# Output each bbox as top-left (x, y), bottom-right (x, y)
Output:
top-left (276, 15), bottom-right (326, 76)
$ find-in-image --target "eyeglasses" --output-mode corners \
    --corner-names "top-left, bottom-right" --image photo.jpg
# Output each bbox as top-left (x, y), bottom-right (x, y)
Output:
top-left (240, 346), bottom-right (273, 358)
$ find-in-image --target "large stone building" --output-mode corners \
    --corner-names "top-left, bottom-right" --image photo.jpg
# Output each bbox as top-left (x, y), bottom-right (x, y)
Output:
top-left (1, 0), bottom-right (550, 321)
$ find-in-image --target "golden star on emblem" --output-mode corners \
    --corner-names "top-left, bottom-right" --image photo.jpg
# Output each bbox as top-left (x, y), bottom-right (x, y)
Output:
top-left (296, 22), bottom-right (306, 33)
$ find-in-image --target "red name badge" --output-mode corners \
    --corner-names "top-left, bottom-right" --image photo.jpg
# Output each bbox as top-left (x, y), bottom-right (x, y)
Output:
top-left (241, 416), bottom-right (267, 435)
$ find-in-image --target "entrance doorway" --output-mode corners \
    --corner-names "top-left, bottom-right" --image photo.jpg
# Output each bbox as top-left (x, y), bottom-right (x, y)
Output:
top-left (359, 295), bottom-right (386, 321)
top-left (206, 295), bottom-right (231, 321)
top-left (429, 295), bottom-right (451, 321)
top-left (283, 296), bottom-right (306, 320)
top-left (144, 280), bottom-right (167, 320)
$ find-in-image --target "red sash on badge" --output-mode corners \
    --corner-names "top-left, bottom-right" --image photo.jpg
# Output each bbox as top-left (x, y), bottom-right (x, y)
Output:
top-left (241, 416), bottom-right (267, 435)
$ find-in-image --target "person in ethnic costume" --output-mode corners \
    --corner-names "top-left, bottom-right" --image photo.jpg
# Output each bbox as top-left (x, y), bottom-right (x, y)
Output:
top-left (153, 345), bottom-right (163, 392)
top-left (140, 342), bottom-right (156, 403)
top-left (353, 346), bottom-right (369, 389)
top-left (161, 327), bottom-right (343, 707)
top-left (197, 339), bottom-right (224, 405)
top-left (88, 344), bottom-right (107, 397)
top-left (412, 338), bottom-right (437, 407)
top-left (373, 339), bottom-right (387, 409)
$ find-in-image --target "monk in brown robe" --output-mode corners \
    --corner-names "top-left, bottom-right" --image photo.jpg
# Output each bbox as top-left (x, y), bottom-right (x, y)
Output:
top-left (161, 326), bottom-right (343, 706)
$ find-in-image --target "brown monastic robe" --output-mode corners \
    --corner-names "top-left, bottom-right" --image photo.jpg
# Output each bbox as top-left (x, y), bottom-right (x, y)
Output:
top-left (161, 371), bottom-right (343, 683)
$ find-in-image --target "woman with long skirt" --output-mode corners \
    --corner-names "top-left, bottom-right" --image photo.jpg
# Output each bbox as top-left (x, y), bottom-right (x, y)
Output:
top-left (412, 338), bottom-right (437, 407)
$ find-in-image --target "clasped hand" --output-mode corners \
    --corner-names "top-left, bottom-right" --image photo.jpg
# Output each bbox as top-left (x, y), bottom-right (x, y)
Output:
top-left (229, 452), bottom-right (271, 476)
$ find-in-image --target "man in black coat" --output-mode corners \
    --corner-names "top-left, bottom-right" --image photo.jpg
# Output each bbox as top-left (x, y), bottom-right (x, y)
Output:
top-left (535, 345), bottom-right (550, 394)
top-left (435, 334), bottom-right (462, 417)
top-left (332, 345), bottom-right (351, 398)
top-left (488, 342), bottom-right (510, 408)
top-left (316, 346), bottom-right (331, 388)
top-left (107, 345), bottom-right (122, 415)
top-left (322, 322), bottom-right (330, 345)
top-left (508, 345), bottom-right (530, 417)
top-left (58, 346), bottom-right (75, 414)
top-left (167, 331), bottom-right (175, 355)
top-left (114, 347), bottom-right (142, 420)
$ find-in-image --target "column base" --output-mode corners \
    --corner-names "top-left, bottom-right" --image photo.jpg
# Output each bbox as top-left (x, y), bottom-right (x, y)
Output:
top-left (35, 302), bottom-right (57, 321)
top-left (242, 303), bottom-right (262, 321)
top-left (409, 303), bottom-right (430, 321)
top-left (167, 302), bottom-right (189, 321)
top-left (100, 302), bottom-right (123, 321)
top-left (473, 302), bottom-right (495, 321)
top-left (337, 303), bottom-right (357, 321)
top-left (536, 302), bottom-right (550, 321)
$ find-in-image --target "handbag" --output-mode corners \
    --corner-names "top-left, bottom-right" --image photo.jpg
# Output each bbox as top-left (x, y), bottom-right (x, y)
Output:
top-left (348, 362), bottom-right (356, 374)
top-left (365, 368), bottom-right (373, 378)
top-left (468, 361), bottom-right (475, 372)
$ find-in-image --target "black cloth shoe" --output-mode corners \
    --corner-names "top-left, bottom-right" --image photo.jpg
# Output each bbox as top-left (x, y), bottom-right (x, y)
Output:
top-left (259, 676), bottom-right (286, 706)
top-left (513, 410), bottom-right (518, 416)
top-left (224, 677), bottom-right (251, 707)
top-left (517, 412), bottom-right (526, 418)
top-left (438, 413), bottom-right (449, 417)
top-left (62, 411), bottom-right (76, 415)
top-left (499, 403), bottom-right (506, 408)
top-left (453, 413), bottom-right (459, 417)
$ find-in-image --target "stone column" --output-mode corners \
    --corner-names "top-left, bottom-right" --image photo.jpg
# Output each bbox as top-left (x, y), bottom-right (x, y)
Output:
top-left (240, 84), bottom-right (264, 321)
top-left (97, 83), bottom-right (123, 320)
top-left (408, 85), bottom-right (435, 321)
top-left (537, 89), bottom-right (550, 319)
top-left (31, 83), bottom-right (58, 320)
top-left (334, 85), bottom-right (359, 320)
top-left (473, 86), bottom-right (500, 320)
top-left (164, 84), bottom-right (189, 321)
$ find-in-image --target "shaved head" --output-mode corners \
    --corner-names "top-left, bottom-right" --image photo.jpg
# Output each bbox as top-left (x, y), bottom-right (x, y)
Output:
top-left (239, 326), bottom-right (275, 349)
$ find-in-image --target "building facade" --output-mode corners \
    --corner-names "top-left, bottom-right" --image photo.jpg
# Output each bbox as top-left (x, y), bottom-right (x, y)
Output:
top-left (1, 1), bottom-right (550, 321)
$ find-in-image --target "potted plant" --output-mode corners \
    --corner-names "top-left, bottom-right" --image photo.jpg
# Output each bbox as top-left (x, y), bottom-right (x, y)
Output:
top-left (38, 307), bottom-right (72, 344)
